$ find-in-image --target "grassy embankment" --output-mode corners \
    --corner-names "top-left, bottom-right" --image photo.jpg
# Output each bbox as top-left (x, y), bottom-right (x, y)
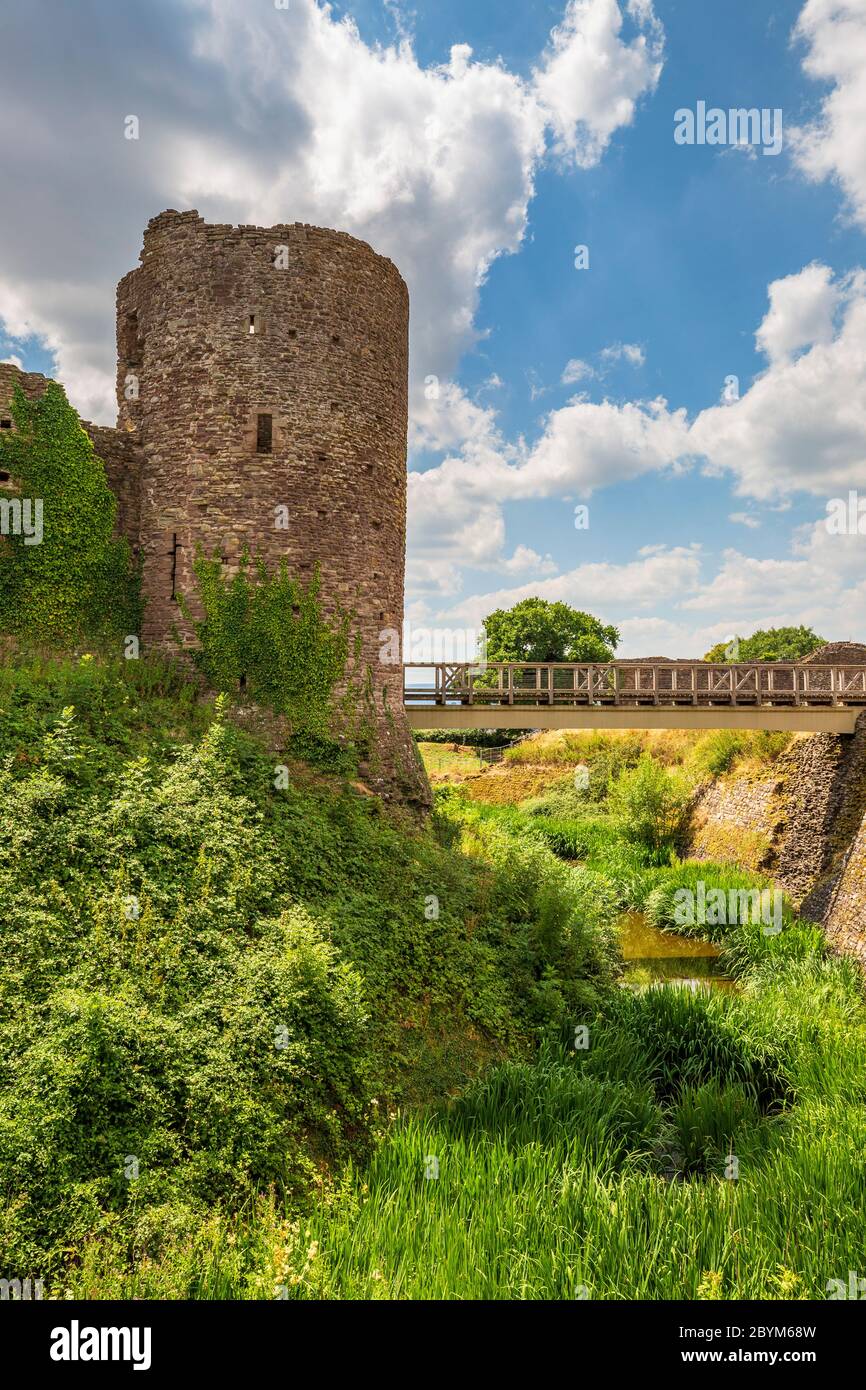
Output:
top-left (268, 729), bottom-right (865, 1300)
top-left (1, 670), bottom-right (863, 1300)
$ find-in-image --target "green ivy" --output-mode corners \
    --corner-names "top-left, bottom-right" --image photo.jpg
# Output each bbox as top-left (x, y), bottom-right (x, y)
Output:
top-left (0, 382), bottom-right (141, 643)
top-left (180, 549), bottom-right (361, 739)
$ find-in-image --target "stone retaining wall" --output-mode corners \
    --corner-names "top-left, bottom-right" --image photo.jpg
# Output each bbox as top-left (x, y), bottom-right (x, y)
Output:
top-left (687, 714), bottom-right (866, 966)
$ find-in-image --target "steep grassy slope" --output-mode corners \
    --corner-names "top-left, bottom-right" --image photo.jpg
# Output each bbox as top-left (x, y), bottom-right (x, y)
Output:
top-left (0, 651), bottom-right (617, 1287)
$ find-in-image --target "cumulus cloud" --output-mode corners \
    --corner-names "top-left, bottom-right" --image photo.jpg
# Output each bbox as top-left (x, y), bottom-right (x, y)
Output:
top-left (440, 544), bottom-right (702, 629)
top-left (533, 0), bottom-right (664, 167)
top-left (0, 0), bottom-right (664, 424)
top-left (753, 261), bottom-right (841, 365)
top-left (692, 264), bottom-right (866, 499)
top-left (791, 0), bottom-right (866, 229)
top-left (411, 259), bottom-right (866, 604)
top-left (408, 392), bottom-right (692, 596)
top-left (500, 545), bottom-right (559, 576)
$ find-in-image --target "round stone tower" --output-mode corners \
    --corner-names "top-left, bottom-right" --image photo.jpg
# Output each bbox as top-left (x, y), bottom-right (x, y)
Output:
top-left (116, 209), bottom-right (427, 807)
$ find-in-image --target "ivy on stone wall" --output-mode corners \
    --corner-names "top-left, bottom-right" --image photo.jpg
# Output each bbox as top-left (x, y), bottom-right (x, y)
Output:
top-left (0, 383), bottom-right (140, 643)
top-left (181, 549), bottom-right (360, 738)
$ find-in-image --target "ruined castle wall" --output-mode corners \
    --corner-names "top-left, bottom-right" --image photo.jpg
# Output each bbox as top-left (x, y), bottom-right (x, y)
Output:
top-left (83, 425), bottom-right (142, 549)
top-left (824, 810), bottom-right (866, 968)
top-left (687, 773), bottom-right (781, 874)
top-left (116, 210), bottom-right (427, 805)
top-left (0, 364), bottom-right (141, 548)
top-left (686, 715), bottom-right (866, 966)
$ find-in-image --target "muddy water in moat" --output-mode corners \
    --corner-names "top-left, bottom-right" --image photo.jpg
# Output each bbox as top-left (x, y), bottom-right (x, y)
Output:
top-left (618, 911), bottom-right (735, 991)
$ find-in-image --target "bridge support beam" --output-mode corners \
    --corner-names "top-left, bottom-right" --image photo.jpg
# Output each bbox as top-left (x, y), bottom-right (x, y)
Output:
top-left (406, 707), bottom-right (860, 734)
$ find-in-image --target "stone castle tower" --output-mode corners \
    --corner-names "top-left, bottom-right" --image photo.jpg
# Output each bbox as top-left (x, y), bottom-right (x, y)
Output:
top-left (0, 210), bottom-right (428, 808)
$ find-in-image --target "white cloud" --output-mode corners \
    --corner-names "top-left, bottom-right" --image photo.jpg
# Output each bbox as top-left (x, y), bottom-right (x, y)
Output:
top-left (0, 0), bottom-right (664, 425)
top-left (533, 0), bottom-right (664, 168)
top-left (599, 341), bottom-right (645, 367)
top-left (791, 0), bottom-right (866, 229)
top-left (753, 261), bottom-right (840, 365)
top-left (409, 260), bottom-right (866, 604)
top-left (407, 391), bottom-right (692, 597)
top-left (562, 358), bottom-right (594, 384)
top-left (1, 354), bottom-right (23, 369)
top-left (500, 545), bottom-right (558, 575)
top-left (440, 544), bottom-right (702, 628)
top-left (692, 264), bottom-right (866, 499)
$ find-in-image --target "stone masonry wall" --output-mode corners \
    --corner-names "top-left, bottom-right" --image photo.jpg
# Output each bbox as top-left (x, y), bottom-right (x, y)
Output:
top-left (824, 814), bottom-right (866, 968)
top-left (687, 714), bottom-right (866, 967)
top-left (116, 209), bottom-right (426, 807)
top-left (1, 209), bottom-right (430, 810)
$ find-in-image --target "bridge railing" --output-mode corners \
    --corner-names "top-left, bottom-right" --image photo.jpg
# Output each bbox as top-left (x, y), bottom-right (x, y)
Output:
top-left (402, 663), bottom-right (866, 708)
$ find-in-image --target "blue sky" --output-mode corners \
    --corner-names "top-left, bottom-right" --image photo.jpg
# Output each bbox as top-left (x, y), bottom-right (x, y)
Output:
top-left (2, 0), bottom-right (865, 656)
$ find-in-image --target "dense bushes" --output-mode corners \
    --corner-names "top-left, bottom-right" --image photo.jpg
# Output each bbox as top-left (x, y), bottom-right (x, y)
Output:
top-left (264, 940), bottom-right (866, 1299)
top-left (0, 651), bottom-right (618, 1282)
top-left (607, 754), bottom-right (691, 855)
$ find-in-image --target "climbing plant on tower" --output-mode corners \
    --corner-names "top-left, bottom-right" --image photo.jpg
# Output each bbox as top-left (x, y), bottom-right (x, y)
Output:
top-left (0, 382), bottom-right (140, 643)
top-left (180, 548), bottom-right (362, 741)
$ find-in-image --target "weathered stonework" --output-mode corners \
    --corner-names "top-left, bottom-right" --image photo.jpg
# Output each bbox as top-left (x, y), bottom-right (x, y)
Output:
top-left (686, 714), bottom-right (866, 968)
top-left (0, 210), bottom-right (430, 810)
top-left (824, 801), bottom-right (866, 968)
top-left (687, 774), bottom-right (779, 874)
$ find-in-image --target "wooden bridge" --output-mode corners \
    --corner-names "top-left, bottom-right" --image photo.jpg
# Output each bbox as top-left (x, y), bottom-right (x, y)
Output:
top-left (403, 662), bottom-right (866, 733)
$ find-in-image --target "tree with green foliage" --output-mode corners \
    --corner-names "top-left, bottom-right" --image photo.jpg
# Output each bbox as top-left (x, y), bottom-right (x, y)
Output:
top-left (0, 382), bottom-right (140, 643)
top-left (703, 626), bottom-right (826, 663)
top-left (607, 754), bottom-right (691, 856)
top-left (481, 598), bottom-right (619, 664)
top-left (180, 549), bottom-right (358, 738)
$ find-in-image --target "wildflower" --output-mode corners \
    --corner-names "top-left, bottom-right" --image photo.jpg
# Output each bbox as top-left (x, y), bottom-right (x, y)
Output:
top-left (697, 1270), bottom-right (724, 1300)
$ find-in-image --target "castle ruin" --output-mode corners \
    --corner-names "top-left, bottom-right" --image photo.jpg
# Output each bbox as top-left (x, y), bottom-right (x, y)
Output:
top-left (0, 210), bottom-right (428, 808)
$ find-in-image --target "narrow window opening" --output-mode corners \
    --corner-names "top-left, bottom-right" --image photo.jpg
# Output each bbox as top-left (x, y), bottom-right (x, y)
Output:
top-left (239, 674), bottom-right (247, 691)
top-left (0, 471), bottom-right (10, 482)
top-left (256, 413), bottom-right (273, 454)
top-left (249, 314), bottom-right (256, 335)
top-left (331, 334), bottom-right (341, 345)
top-left (0, 419), bottom-right (11, 429)
top-left (168, 532), bottom-right (181, 601)
top-left (288, 329), bottom-right (297, 340)
top-left (121, 311), bottom-right (142, 366)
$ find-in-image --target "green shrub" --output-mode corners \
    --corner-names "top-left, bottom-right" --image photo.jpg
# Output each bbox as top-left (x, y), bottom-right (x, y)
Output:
top-left (603, 987), bottom-right (792, 1109)
top-left (688, 729), bottom-right (791, 778)
top-left (607, 755), bottom-right (691, 854)
top-left (0, 652), bottom-right (621, 1278)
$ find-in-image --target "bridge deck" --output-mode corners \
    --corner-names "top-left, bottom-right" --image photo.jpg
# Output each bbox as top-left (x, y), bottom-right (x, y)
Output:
top-left (403, 662), bottom-right (866, 734)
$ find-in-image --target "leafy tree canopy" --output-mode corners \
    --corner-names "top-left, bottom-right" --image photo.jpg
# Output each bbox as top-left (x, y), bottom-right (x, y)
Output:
top-left (481, 598), bottom-right (619, 664)
top-left (703, 626), bottom-right (826, 664)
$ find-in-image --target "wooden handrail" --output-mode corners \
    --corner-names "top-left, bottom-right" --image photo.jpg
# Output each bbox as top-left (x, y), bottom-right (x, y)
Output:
top-left (402, 662), bottom-right (866, 709)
